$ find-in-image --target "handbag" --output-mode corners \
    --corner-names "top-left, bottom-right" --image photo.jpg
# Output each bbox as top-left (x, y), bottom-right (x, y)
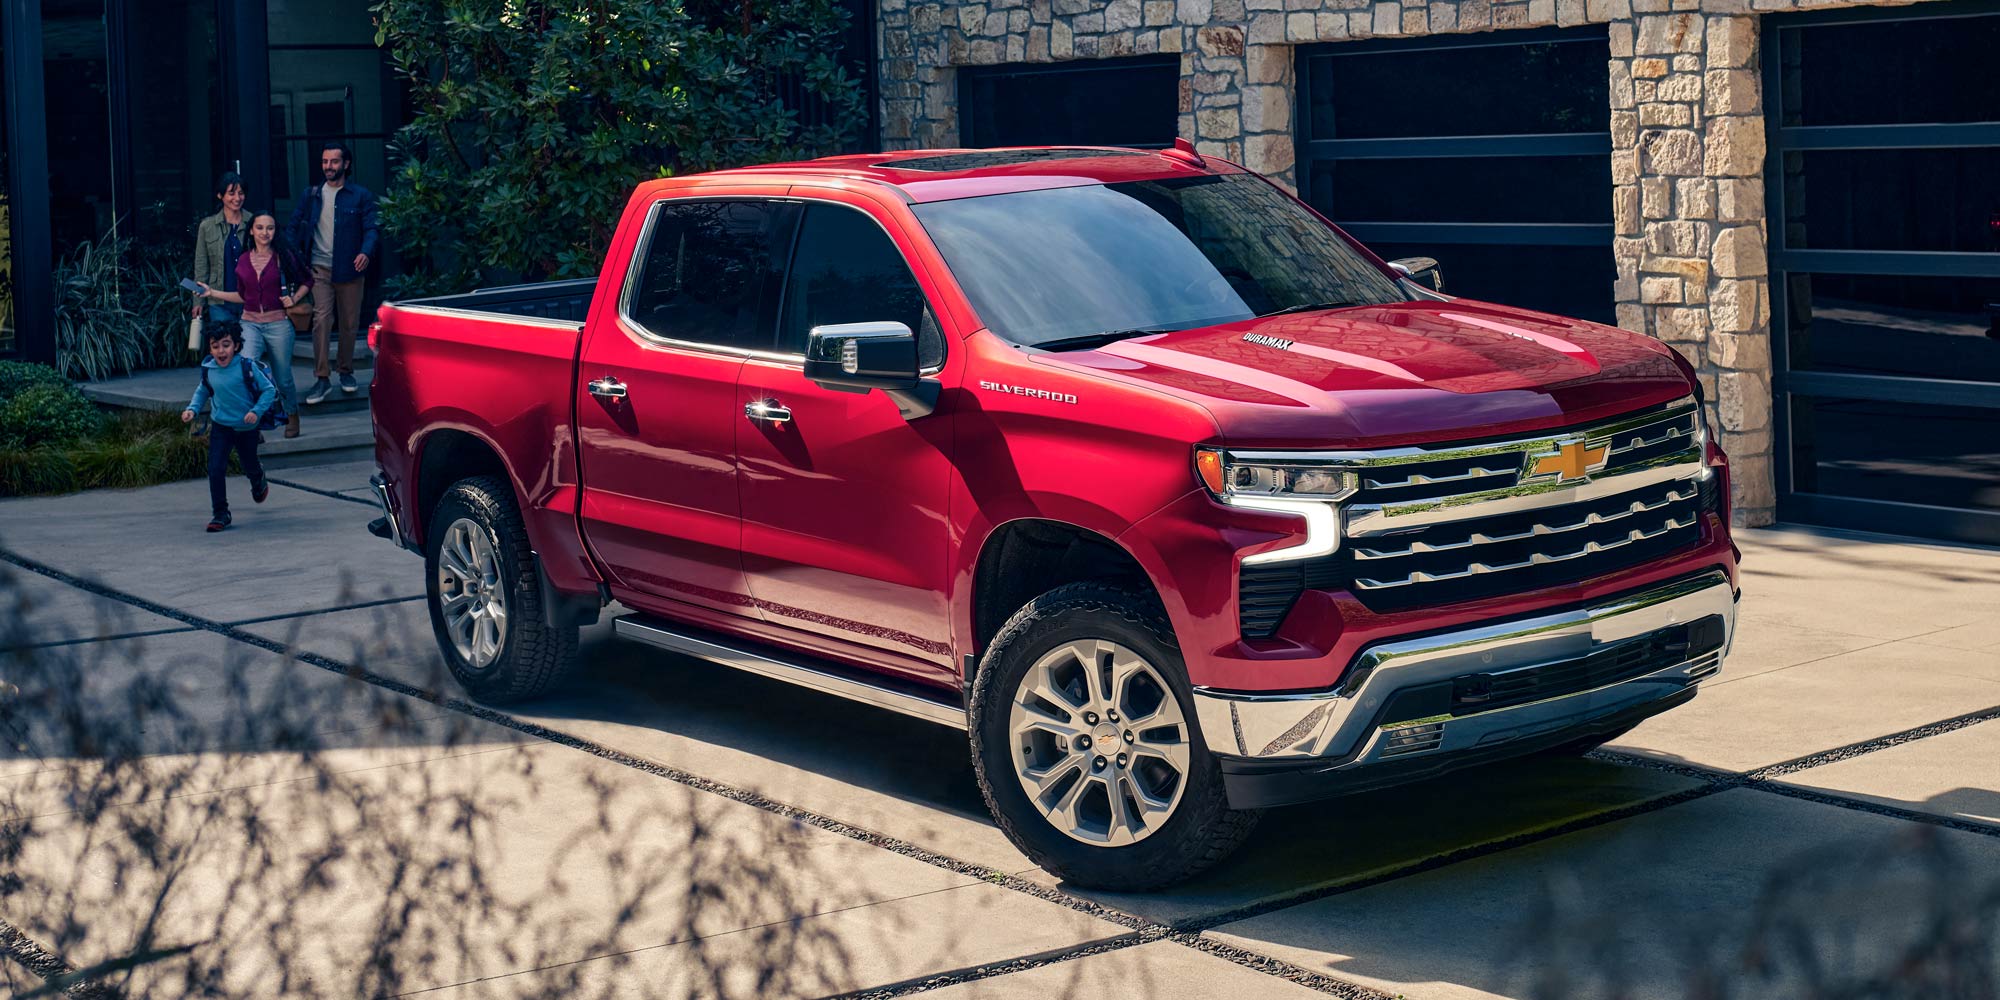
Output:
top-left (285, 291), bottom-right (313, 333)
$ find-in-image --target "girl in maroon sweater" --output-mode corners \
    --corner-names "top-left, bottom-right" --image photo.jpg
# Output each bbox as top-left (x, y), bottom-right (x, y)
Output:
top-left (199, 213), bottom-right (312, 437)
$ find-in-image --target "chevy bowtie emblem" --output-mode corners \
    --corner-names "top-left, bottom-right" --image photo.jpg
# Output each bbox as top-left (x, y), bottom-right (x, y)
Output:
top-left (1528, 439), bottom-right (1609, 482)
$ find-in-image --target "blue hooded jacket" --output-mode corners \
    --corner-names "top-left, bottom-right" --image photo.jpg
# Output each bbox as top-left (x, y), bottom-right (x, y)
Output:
top-left (187, 355), bottom-right (277, 427)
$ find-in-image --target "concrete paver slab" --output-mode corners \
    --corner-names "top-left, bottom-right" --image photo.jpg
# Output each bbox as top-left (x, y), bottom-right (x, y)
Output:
top-left (1032, 758), bottom-right (1704, 925)
top-left (918, 940), bottom-right (1327, 999)
top-left (1733, 527), bottom-right (2000, 641)
top-left (1613, 641), bottom-right (2000, 772)
top-left (1914, 616), bottom-right (2000, 653)
top-left (1707, 616), bottom-right (1883, 684)
top-left (263, 458), bottom-right (376, 495)
top-left (1207, 790), bottom-right (2000, 1000)
top-left (0, 627), bottom-right (467, 788)
top-left (1, 561), bottom-right (188, 646)
top-left (1779, 720), bottom-right (2000, 826)
top-left (0, 476), bottom-right (414, 616)
top-left (242, 601), bottom-right (1034, 873)
top-left (3, 740), bottom-right (1123, 998)
top-left (423, 883), bottom-right (1129, 1000)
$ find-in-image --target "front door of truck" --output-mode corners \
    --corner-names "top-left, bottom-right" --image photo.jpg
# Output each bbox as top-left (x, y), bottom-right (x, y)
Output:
top-left (576, 194), bottom-right (797, 614)
top-left (736, 197), bottom-right (958, 683)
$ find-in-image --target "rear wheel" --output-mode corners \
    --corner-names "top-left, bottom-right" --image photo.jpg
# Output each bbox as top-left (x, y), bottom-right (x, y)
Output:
top-left (969, 583), bottom-right (1258, 891)
top-left (425, 475), bottom-right (579, 703)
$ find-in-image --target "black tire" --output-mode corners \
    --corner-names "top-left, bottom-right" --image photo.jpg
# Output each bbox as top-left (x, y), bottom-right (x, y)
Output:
top-left (968, 583), bottom-right (1259, 891)
top-left (1542, 724), bottom-right (1636, 757)
top-left (425, 475), bottom-right (580, 703)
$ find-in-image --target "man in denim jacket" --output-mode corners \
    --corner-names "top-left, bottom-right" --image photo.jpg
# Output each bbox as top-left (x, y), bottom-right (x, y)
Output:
top-left (288, 141), bottom-right (381, 405)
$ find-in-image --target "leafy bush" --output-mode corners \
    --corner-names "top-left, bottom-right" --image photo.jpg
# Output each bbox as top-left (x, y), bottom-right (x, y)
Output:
top-left (0, 443), bottom-right (76, 496)
top-left (0, 410), bottom-right (205, 497)
top-left (0, 360), bottom-right (71, 404)
top-left (0, 382), bottom-right (104, 449)
top-left (373, 0), bottom-right (865, 294)
top-left (52, 232), bottom-right (198, 382)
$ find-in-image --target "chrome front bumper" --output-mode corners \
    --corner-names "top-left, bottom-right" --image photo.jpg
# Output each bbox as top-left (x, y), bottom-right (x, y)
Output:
top-left (1193, 571), bottom-right (1735, 775)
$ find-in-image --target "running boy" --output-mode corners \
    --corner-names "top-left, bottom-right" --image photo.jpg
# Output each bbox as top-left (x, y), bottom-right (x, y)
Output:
top-left (182, 321), bottom-right (277, 531)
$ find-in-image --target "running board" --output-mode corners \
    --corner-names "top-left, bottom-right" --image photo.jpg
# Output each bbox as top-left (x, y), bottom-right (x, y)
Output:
top-left (612, 615), bottom-right (968, 730)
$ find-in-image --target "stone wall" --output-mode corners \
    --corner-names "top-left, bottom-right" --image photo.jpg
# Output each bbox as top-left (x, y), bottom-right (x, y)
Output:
top-left (876, 0), bottom-right (1950, 527)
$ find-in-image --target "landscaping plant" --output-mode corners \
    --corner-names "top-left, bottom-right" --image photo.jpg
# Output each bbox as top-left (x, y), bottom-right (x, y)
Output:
top-left (371, 0), bottom-right (866, 295)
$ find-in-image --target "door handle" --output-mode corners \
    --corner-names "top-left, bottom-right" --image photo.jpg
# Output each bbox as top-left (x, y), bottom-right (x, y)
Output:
top-left (588, 377), bottom-right (627, 401)
top-left (744, 399), bottom-right (792, 424)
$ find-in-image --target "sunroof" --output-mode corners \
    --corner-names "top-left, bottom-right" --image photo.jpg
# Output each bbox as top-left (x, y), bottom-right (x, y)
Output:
top-left (882, 147), bottom-right (1152, 172)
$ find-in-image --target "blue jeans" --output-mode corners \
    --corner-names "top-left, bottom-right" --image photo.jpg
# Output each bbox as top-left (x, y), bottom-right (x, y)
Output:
top-left (239, 318), bottom-right (298, 415)
top-left (206, 302), bottom-right (242, 324)
top-left (207, 424), bottom-right (265, 517)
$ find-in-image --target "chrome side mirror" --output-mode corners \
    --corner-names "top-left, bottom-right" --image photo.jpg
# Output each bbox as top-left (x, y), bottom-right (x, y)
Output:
top-left (1389, 257), bottom-right (1444, 294)
top-left (804, 321), bottom-right (939, 420)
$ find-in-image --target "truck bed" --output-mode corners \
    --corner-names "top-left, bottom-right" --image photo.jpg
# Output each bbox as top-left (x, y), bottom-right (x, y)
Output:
top-left (393, 277), bottom-right (596, 325)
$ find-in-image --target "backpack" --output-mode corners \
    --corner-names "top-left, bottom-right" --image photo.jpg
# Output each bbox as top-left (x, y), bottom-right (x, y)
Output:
top-left (200, 358), bottom-right (286, 431)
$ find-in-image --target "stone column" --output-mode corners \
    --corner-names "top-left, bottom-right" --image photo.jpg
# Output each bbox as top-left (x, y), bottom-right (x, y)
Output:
top-left (1611, 11), bottom-right (1775, 527)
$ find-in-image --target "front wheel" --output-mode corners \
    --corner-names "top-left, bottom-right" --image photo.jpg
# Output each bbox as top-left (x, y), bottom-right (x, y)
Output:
top-left (425, 475), bottom-right (579, 703)
top-left (969, 583), bottom-right (1259, 891)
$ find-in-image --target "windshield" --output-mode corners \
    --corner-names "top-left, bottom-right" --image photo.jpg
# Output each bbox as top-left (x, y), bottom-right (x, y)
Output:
top-left (911, 174), bottom-right (1408, 348)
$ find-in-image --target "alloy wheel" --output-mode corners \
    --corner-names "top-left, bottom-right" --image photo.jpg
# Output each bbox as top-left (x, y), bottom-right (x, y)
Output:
top-left (437, 517), bottom-right (508, 668)
top-left (1006, 638), bottom-right (1191, 846)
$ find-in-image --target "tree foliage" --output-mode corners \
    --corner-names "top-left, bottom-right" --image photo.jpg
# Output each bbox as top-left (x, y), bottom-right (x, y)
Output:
top-left (372, 0), bottom-right (866, 292)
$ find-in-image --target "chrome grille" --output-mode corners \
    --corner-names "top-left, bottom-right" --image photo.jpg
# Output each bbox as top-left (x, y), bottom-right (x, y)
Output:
top-left (1231, 398), bottom-right (1709, 634)
top-left (1341, 399), bottom-right (1706, 611)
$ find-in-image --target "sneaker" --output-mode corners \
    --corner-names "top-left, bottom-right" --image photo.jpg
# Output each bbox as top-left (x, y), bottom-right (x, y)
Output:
top-left (339, 373), bottom-right (358, 394)
top-left (206, 513), bottom-right (232, 532)
top-left (304, 378), bottom-right (332, 405)
top-left (252, 479), bottom-right (269, 504)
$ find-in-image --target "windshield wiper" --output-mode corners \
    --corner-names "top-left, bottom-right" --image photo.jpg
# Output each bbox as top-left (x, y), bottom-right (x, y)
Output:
top-left (1257, 300), bottom-right (1359, 318)
top-left (1031, 328), bottom-right (1173, 352)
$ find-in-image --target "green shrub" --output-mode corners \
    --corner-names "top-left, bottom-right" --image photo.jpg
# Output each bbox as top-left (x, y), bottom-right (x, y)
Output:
top-left (0, 361), bottom-right (71, 405)
top-left (52, 233), bottom-right (198, 382)
top-left (0, 382), bottom-right (105, 449)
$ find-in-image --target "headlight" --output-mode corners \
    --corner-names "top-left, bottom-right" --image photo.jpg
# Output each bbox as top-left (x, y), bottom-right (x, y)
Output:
top-left (1195, 448), bottom-right (1355, 564)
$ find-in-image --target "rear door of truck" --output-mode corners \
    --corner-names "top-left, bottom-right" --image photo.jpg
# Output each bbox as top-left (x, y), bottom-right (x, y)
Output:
top-left (573, 187), bottom-right (795, 615)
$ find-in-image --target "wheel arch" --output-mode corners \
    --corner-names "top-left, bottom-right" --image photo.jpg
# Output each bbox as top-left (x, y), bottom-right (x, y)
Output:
top-left (968, 518), bottom-right (1167, 682)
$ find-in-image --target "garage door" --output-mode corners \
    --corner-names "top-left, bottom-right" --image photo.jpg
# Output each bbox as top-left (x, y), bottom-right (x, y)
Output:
top-left (1766, 3), bottom-right (2000, 545)
top-left (1294, 28), bottom-right (1615, 323)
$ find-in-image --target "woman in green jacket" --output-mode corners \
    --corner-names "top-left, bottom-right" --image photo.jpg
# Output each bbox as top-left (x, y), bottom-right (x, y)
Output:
top-left (192, 172), bottom-right (248, 324)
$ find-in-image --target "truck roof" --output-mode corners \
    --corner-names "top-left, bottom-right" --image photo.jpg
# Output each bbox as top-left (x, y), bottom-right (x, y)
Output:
top-left (663, 146), bottom-right (1244, 203)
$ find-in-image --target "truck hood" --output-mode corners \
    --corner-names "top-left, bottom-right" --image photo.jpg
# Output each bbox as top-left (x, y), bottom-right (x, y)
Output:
top-left (1038, 300), bottom-right (1695, 449)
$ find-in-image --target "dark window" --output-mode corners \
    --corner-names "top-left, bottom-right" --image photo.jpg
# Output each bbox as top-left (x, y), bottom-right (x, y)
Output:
top-left (1789, 396), bottom-right (2000, 513)
top-left (914, 174), bottom-right (1406, 347)
top-left (779, 204), bottom-right (941, 368)
top-left (1783, 273), bottom-right (2000, 385)
top-left (1314, 155), bottom-right (1612, 225)
top-left (1306, 38), bottom-right (1610, 140)
top-left (960, 57), bottom-right (1179, 148)
top-left (628, 200), bottom-right (796, 351)
top-left (1785, 148), bottom-right (2000, 254)
top-left (44, 0), bottom-right (114, 252)
top-left (1786, 13), bottom-right (2000, 127)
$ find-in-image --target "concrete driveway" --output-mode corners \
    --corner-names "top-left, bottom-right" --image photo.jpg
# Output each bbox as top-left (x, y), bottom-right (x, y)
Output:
top-left (3, 460), bottom-right (1996, 998)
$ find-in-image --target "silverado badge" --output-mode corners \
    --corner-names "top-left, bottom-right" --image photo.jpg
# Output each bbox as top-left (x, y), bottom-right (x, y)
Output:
top-left (1527, 439), bottom-right (1610, 482)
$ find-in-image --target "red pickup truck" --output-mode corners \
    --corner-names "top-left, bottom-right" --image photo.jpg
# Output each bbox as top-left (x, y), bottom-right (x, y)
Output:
top-left (367, 144), bottom-right (1739, 890)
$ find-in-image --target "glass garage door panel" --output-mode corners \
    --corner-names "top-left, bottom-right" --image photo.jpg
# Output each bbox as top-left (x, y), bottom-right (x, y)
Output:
top-left (1785, 13), bottom-right (2000, 126)
top-left (1784, 274), bottom-right (2000, 384)
top-left (1368, 242), bottom-right (1616, 324)
top-left (1311, 155), bottom-right (1612, 225)
top-left (1789, 396), bottom-right (2000, 513)
top-left (960, 57), bottom-right (1180, 149)
top-left (1783, 148), bottom-right (2000, 253)
top-left (1303, 38), bottom-right (1609, 139)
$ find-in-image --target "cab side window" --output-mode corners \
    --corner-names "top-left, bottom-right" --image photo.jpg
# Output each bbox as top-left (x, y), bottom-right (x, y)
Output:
top-left (778, 203), bottom-right (943, 369)
top-left (628, 200), bottom-right (796, 351)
